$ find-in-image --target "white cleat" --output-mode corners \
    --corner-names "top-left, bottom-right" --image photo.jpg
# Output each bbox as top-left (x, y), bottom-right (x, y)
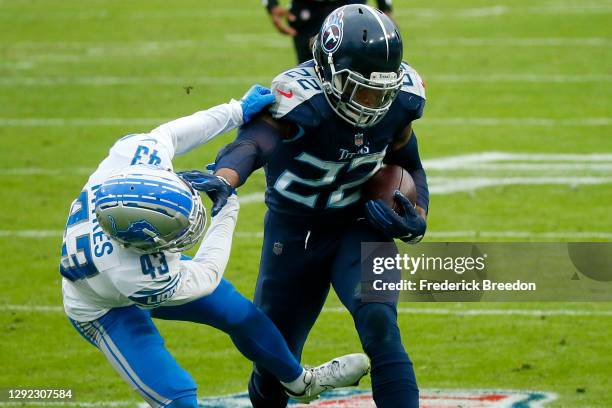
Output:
top-left (286, 353), bottom-right (370, 404)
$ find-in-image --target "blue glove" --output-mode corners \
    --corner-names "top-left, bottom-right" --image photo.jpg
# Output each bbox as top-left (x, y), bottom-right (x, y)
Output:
top-left (177, 170), bottom-right (235, 217)
top-left (365, 191), bottom-right (426, 244)
top-left (240, 84), bottom-right (276, 123)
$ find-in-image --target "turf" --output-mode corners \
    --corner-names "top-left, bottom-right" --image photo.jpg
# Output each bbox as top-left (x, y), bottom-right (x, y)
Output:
top-left (0, 0), bottom-right (611, 407)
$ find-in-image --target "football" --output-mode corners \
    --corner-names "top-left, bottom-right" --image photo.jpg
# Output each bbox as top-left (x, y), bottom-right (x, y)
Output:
top-left (361, 164), bottom-right (417, 215)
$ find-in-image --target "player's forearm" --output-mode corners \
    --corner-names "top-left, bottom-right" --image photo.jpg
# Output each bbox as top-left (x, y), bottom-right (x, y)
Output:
top-left (193, 195), bottom-right (239, 270)
top-left (409, 167), bottom-right (429, 216)
top-left (213, 117), bottom-right (283, 187)
top-left (151, 100), bottom-right (244, 156)
top-left (386, 130), bottom-right (429, 214)
top-left (215, 168), bottom-right (241, 187)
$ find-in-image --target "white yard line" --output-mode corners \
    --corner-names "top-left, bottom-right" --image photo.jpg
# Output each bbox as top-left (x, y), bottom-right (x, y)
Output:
top-left (0, 402), bottom-right (135, 407)
top-left (0, 76), bottom-right (270, 86)
top-left (0, 118), bottom-right (165, 126)
top-left (2, 303), bottom-right (611, 317)
top-left (0, 3), bottom-right (609, 22)
top-left (3, 153), bottom-right (612, 176)
top-left (325, 307), bottom-right (612, 317)
top-left (425, 118), bottom-right (612, 126)
top-left (2, 74), bottom-right (611, 86)
top-left (2, 230), bottom-right (611, 240)
top-left (429, 176), bottom-right (612, 194)
top-left (0, 118), bottom-right (610, 127)
top-left (424, 152), bottom-right (612, 167)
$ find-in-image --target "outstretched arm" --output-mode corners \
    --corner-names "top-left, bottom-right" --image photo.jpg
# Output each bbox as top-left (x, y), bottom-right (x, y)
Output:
top-left (149, 85), bottom-right (276, 158)
top-left (165, 195), bottom-right (240, 304)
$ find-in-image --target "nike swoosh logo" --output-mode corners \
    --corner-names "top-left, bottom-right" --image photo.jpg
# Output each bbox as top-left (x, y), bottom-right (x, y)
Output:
top-left (276, 88), bottom-right (293, 98)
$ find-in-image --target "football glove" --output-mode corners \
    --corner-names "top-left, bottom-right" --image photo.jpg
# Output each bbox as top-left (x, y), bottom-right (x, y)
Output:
top-left (177, 170), bottom-right (235, 217)
top-left (365, 190), bottom-right (426, 244)
top-left (240, 84), bottom-right (276, 123)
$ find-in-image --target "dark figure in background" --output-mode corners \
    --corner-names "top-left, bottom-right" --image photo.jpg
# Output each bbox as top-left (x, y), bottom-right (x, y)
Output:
top-left (263, 0), bottom-right (393, 63)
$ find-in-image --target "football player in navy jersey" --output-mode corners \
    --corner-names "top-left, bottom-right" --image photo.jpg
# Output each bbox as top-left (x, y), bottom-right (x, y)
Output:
top-left (185, 5), bottom-right (428, 407)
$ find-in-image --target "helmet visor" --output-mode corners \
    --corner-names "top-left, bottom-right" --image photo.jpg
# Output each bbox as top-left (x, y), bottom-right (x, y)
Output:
top-left (330, 68), bottom-right (405, 127)
top-left (340, 71), bottom-right (403, 109)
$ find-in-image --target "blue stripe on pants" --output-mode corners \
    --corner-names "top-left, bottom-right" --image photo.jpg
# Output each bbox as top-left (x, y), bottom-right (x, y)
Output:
top-left (69, 306), bottom-right (196, 407)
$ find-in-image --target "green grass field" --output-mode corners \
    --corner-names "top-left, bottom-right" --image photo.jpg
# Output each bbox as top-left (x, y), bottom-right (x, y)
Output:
top-left (1, 0), bottom-right (611, 407)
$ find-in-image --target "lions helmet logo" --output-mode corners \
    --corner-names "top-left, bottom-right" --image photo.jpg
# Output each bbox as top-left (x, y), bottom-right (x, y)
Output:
top-left (321, 8), bottom-right (344, 53)
top-left (108, 215), bottom-right (160, 244)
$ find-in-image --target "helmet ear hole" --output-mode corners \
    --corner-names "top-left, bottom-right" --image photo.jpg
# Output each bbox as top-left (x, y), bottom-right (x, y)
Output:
top-left (362, 30), bottom-right (368, 42)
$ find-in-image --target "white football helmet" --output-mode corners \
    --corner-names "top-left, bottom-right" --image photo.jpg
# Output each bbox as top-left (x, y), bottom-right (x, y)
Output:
top-left (94, 165), bottom-right (206, 253)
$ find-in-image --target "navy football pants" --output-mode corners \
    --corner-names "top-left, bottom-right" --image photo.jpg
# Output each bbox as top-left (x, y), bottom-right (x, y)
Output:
top-left (70, 278), bottom-right (302, 407)
top-left (248, 212), bottom-right (419, 407)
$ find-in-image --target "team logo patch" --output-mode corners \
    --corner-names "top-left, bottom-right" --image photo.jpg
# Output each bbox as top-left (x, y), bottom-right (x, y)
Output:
top-left (354, 132), bottom-right (364, 147)
top-left (273, 241), bottom-right (284, 256)
top-left (321, 8), bottom-right (344, 53)
top-left (108, 216), bottom-right (159, 244)
top-left (195, 389), bottom-right (557, 408)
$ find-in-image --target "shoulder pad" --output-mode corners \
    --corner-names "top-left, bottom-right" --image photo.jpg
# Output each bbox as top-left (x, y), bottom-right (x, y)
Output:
top-left (400, 62), bottom-right (426, 100)
top-left (269, 65), bottom-right (323, 120)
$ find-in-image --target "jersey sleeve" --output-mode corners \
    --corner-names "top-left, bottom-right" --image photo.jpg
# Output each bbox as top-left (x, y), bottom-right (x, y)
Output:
top-left (162, 195), bottom-right (240, 305)
top-left (93, 101), bottom-right (244, 178)
top-left (397, 63), bottom-right (427, 121)
top-left (105, 196), bottom-right (238, 308)
top-left (269, 66), bottom-right (324, 128)
top-left (149, 100), bottom-right (244, 156)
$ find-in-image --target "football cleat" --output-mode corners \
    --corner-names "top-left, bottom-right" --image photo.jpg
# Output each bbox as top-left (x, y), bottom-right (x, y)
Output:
top-left (286, 353), bottom-right (370, 403)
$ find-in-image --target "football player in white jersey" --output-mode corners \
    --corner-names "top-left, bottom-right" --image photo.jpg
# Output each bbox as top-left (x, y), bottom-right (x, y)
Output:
top-left (60, 85), bottom-right (370, 408)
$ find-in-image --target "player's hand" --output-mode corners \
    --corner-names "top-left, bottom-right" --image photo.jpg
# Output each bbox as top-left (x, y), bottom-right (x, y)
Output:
top-left (241, 84), bottom-right (276, 123)
top-left (364, 191), bottom-right (426, 244)
top-left (269, 5), bottom-right (297, 36)
top-left (177, 170), bottom-right (236, 217)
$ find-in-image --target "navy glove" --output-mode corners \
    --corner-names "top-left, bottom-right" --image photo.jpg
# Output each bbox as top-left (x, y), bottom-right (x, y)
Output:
top-left (240, 84), bottom-right (276, 123)
top-left (365, 191), bottom-right (426, 244)
top-left (177, 170), bottom-right (235, 217)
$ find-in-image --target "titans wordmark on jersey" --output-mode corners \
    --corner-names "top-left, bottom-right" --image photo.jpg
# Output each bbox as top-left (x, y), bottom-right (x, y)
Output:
top-left (264, 60), bottom-right (426, 219)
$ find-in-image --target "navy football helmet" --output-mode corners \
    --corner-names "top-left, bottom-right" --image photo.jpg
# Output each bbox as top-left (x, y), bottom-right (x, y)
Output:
top-left (313, 5), bottom-right (404, 128)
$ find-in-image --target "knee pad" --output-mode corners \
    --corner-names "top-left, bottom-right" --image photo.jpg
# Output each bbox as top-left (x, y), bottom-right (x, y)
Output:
top-left (167, 395), bottom-right (198, 408)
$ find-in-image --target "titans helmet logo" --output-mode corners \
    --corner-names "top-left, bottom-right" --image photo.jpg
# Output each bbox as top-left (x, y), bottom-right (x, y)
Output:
top-left (321, 8), bottom-right (344, 53)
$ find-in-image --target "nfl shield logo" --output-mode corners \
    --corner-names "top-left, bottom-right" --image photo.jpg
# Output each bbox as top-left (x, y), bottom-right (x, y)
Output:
top-left (273, 242), bottom-right (283, 256)
top-left (354, 133), bottom-right (364, 147)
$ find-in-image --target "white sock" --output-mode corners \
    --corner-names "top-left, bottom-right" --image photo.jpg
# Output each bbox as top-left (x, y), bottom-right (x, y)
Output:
top-left (280, 368), bottom-right (308, 394)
